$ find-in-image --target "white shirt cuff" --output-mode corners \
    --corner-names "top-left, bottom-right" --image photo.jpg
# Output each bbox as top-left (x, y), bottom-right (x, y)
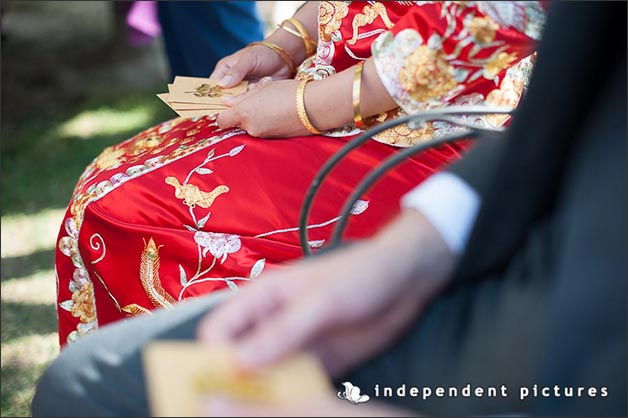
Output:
top-left (400, 172), bottom-right (481, 254)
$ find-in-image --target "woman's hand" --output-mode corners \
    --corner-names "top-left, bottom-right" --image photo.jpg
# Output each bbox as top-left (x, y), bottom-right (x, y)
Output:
top-left (216, 79), bottom-right (312, 138)
top-left (210, 44), bottom-right (294, 88)
top-left (210, 1), bottom-right (320, 88)
top-left (197, 209), bottom-right (457, 378)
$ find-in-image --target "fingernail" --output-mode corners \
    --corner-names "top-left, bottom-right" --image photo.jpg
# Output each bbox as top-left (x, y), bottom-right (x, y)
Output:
top-left (220, 75), bottom-right (235, 87)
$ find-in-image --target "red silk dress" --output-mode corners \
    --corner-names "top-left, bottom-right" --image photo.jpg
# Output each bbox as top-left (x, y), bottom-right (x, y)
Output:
top-left (56, 1), bottom-right (545, 345)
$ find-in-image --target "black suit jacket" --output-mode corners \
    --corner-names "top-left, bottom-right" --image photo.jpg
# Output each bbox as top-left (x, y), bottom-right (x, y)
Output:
top-left (449, 2), bottom-right (626, 283)
top-left (444, 2), bottom-right (626, 416)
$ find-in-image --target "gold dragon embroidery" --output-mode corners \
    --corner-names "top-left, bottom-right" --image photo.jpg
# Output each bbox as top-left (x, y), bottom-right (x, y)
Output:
top-left (348, 2), bottom-right (394, 45)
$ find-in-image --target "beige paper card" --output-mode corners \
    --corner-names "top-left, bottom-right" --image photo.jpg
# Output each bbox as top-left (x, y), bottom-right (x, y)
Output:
top-left (156, 94), bottom-right (228, 111)
top-left (143, 341), bottom-right (331, 417)
top-left (168, 76), bottom-right (247, 105)
top-left (174, 109), bottom-right (222, 118)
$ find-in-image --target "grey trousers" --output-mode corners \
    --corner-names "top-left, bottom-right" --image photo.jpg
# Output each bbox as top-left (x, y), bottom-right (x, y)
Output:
top-left (30, 218), bottom-right (592, 417)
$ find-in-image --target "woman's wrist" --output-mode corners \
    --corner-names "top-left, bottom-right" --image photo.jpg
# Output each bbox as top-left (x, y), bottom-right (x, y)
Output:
top-left (305, 59), bottom-right (399, 132)
top-left (265, 29), bottom-right (308, 69)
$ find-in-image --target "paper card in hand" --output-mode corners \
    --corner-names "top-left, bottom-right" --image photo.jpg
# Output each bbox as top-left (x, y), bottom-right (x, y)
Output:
top-left (143, 341), bottom-right (332, 417)
top-left (168, 76), bottom-right (247, 105)
top-left (156, 94), bottom-right (228, 111)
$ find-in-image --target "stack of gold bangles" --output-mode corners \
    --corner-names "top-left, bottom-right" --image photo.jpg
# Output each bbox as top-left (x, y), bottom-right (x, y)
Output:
top-left (278, 18), bottom-right (317, 57)
top-left (249, 41), bottom-right (297, 76)
top-left (297, 61), bottom-right (372, 135)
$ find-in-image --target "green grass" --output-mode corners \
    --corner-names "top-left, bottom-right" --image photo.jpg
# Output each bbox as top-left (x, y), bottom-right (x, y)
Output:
top-left (2, 94), bottom-right (172, 215)
top-left (1, 2), bottom-right (173, 415)
top-left (1, 95), bottom-right (171, 416)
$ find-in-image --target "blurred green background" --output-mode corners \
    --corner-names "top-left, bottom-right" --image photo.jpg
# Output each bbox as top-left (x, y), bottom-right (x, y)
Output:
top-left (0, 2), bottom-right (300, 415)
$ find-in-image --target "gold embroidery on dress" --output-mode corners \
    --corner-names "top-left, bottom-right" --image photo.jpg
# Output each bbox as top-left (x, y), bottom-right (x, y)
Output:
top-left (165, 176), bottom-right (230, 208)
top-left (374, 120), bottom-right (437, 147)
top-left (94, 271), bottom-right (153, 317)
top-left (485, 73), bottom-right (525, 127)
top-left (95, 147), bottom-right (125, 170)
top-left (484, 52), bottom-right (518, 79)
top-left (398, 46), bottom-right (458, 102)
top-left (466, 16), bottom-right (499, 43)
top-left (59, 118), bottom-right (234, 342)
top-left (140, 237), bottom-right (176, 309)
top-left (121, 304), bottom-right (152, 316)
top-left (319, 1), bottom-right (349, 42)
top-left (347, 2), bottom-right (394, 45)
top-left (130, 133), bottom-right (164, 156)
top-left (70, 282), bottom-right (96, 323)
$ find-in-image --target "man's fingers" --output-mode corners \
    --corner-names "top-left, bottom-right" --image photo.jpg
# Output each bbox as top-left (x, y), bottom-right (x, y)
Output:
top-left (235, 295), bottom-right (329, 369)
top-left (197, 280), bottom-right (281, 343)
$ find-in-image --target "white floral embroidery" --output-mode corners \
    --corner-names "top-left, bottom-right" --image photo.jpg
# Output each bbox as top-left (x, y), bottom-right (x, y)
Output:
top-left (194, 231), bottom-right (242, 263)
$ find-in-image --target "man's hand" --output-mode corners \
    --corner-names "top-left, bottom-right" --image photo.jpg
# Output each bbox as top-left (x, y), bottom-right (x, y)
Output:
top-left (197, 209), bottom-right (457, 377)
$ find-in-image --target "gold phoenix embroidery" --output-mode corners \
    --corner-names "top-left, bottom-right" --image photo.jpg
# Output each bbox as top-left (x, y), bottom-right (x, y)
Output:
top-left (165, 176), bottom-right (230, 208)
top-left (348, 2), bottom-right (394, 45)
top-left (140, 237), bottom-right (176, 309)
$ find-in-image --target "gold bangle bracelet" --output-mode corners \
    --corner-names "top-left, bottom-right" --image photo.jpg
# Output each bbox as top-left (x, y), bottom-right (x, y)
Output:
top-left (296, 79), bottom-right (322, 135)
top-left (277, 23), bottom-right (317, 56)
top-left (352, 61), bottom-right (367, 129)
top-left (249, 41), bottom-right (297, 75)
top-left (283, 18), bottom-right (317, 56)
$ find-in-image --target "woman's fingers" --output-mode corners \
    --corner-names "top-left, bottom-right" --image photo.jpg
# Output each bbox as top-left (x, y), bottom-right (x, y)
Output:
top-left (209, 55), bottom-right (237, 81)
top-left (216, 50), bottom-right (257, 88)
top-left (215, 107), bottom-right (239, 130)
top-left (246, 76), bottom-right (273, 91)
top-left (224, 77), bottom-right (272, 106)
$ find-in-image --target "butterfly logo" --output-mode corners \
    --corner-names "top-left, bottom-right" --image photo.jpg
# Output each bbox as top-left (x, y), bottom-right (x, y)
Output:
top-left (337, 382), bottom-right (370, 404)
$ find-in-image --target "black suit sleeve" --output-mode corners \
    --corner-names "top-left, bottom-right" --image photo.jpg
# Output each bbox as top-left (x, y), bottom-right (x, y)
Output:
top-left (444, 131), bottom-right (507, 202)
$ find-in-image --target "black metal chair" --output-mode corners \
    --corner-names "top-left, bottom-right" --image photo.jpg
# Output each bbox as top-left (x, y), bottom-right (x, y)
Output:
top-left (298, 106), bottom-right (512, 256)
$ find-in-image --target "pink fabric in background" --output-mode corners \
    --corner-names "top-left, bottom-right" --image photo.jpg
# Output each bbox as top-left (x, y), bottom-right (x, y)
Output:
top-left (126, 1), bottom-right (161, 46)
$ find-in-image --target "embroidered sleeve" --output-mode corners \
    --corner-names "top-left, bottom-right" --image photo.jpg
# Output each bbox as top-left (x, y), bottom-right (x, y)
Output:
top-left (371, 1), bottom-right (546, 115)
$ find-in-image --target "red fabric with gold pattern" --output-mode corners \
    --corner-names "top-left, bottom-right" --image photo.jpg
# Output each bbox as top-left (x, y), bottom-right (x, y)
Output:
top-left (55, 1), bottom-right (543, 346)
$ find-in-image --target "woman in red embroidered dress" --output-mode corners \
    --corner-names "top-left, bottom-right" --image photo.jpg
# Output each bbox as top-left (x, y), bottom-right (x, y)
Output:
top-left (56, 1), bottom-right (545, 345)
